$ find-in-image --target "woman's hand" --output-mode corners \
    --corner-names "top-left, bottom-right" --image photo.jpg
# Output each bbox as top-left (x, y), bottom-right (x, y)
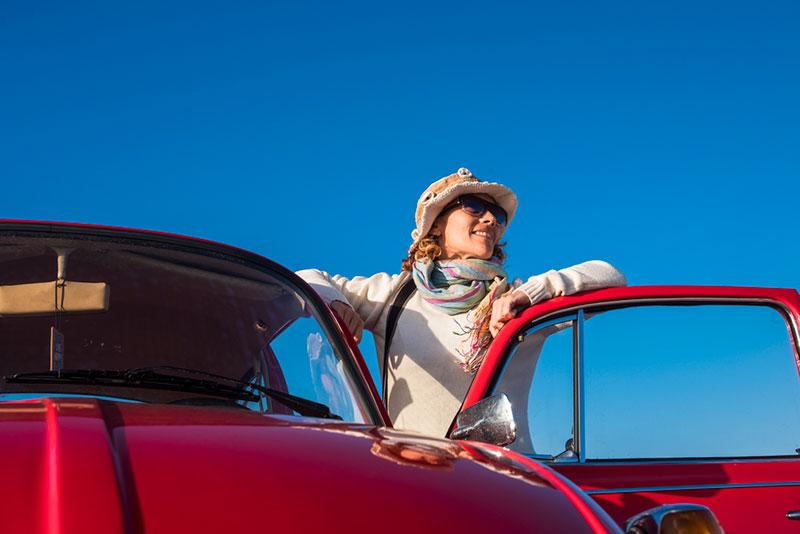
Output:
top-left (489, 289), bottom-right (532, 337)
top-left (330, 300), bottom-right (364, 343)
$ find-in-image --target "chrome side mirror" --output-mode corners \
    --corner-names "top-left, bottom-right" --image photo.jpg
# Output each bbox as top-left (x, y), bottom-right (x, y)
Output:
top-left (450, 393), bottom-right (516, 446)
top-left (626, 504), bottom-right (723, 534)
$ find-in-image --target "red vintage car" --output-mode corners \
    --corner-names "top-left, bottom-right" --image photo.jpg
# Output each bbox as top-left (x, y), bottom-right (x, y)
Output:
top-left (0, 221), bottom-right (721, 534)
top-left (450, 282), bottom-right (800, 533)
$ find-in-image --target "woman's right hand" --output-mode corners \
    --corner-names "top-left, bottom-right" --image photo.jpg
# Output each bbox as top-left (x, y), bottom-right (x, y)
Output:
top-left (330, 300), bottom-right (364, 343)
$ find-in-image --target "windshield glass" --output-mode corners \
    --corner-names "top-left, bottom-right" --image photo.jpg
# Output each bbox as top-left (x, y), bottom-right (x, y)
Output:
top-left (0, 231), bottom-right (375, 424)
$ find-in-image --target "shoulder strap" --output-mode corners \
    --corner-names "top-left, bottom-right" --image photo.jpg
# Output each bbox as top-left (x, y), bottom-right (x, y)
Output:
top-left (382, 278), bottom-right (416, 402)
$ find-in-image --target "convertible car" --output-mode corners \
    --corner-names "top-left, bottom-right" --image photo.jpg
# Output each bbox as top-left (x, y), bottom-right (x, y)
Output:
top-left (449, 279), bottom-right (800, 533)
top-left (0, 221), bottom-right (719, 533)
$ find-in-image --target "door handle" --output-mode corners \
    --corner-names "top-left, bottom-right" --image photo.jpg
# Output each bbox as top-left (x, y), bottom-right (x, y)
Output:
top-left (786, 511), bottom-right (800, 520)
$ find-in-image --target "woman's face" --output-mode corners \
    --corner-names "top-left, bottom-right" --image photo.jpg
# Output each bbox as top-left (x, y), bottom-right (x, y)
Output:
top-left (432, 195), bottom-right (506, 260)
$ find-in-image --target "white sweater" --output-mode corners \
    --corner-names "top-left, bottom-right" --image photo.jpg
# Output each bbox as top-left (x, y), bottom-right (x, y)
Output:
top-left (297, 260), bottom-right (626, 437)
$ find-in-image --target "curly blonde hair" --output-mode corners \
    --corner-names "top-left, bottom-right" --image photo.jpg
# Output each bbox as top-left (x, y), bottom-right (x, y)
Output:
top-left (401, 235), bottom-right (506, 272)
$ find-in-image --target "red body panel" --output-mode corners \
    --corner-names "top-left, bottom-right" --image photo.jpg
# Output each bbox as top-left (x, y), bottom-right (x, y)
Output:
top-left (461, 284), bottom-right (800, 532)
top-left (0, 398), bottom-right (609, 534)
top-left (555, 461), bottom-right (800, 534)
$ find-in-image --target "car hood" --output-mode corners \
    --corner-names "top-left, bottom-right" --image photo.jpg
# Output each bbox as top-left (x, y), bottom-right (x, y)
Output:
top-left (0, 397), bottom-right (613, 533)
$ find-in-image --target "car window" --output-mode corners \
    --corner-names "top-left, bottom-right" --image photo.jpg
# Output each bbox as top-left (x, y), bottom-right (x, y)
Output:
top-left (0, 238), bottom-right (374, 423)
top-left (584, 304), bottom-right (800, 460)
top-left (492, 318), bottom-right (576, 458)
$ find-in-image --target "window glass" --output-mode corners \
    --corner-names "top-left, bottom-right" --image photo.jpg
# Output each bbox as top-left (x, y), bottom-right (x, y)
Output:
top-left (492, 319), bottom-right (575, 457)
top-left (0, 237), bottom-right (374, 424)
top-left (269, 317), bottom-right (363, 422)
top-left (584, 304), bottom-right (800, 459)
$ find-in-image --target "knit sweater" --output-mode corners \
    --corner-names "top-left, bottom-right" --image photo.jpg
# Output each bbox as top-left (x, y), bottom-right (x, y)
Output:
top-left (297, 260), bottom-right (626, 437)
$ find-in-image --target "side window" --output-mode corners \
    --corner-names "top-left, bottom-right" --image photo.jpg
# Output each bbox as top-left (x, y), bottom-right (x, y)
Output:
top-left (584, 304), bottom-right (800, 460)
top-left (268, 311), bottom-right (366, 423)
top-left (492, 318), bottom-right (575, 457)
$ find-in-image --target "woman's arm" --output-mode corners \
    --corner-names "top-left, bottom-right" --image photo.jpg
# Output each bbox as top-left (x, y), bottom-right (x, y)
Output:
top-left (296, 269), bottom-right (409, 337)
top-left (489, 260), bottom-right (626, 337)
top-left (516, 260), bottom-right (627, 304)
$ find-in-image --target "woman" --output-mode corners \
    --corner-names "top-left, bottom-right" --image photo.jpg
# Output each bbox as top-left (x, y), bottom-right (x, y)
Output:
top-left (298, 167), bottom-right (625, 436)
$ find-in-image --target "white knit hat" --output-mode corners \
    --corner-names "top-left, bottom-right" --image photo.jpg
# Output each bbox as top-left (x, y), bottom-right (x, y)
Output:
top-left (410, 167), bottom-right (518, 249)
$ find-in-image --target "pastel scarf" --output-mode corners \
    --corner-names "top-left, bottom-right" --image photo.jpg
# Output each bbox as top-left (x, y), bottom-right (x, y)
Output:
top-left (412, 258), bottom-right (509, 373)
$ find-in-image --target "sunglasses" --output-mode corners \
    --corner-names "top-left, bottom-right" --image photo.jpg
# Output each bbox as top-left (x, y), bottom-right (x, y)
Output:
top-left (444, 195), bottom-right (508, 226)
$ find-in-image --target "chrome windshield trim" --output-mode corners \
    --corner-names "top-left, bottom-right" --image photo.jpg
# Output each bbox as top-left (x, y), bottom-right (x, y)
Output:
top-left (586, 480), bottom-right (800, 495)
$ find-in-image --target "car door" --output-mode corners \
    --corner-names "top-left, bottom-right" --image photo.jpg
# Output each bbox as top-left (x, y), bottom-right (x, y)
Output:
top-left (472, 290), bottom-right (800, 533)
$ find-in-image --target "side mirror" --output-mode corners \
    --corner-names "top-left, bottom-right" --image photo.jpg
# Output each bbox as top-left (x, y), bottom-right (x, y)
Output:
top-left (450, 393), bottom-right (516, 446)
top-left (626, 504), bottom-right (723, 534)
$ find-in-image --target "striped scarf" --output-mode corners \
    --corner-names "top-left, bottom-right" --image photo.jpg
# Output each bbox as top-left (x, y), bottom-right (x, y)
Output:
top-left (412, 258), bottom-right (509, 373)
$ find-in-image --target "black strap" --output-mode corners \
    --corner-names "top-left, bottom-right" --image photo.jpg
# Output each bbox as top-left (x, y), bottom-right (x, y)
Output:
top-left (382, 278), bottom-right (416, 403)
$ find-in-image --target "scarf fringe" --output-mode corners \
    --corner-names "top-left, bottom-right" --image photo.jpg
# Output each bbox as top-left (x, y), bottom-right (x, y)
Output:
top-left (457, 277), bottom-right (508, 373)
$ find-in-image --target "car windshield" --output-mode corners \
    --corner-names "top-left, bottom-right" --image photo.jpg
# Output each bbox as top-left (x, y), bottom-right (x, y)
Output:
top-left (0, 230), bottom-right (376, 424)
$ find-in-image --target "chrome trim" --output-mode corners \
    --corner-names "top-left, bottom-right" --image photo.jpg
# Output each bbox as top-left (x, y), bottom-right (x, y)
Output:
top-left (586, 480), bottom-right (800, 495)
top-left (626, 504), bottom-right (723, 534)
top-left (575, 309), bottom-right (586, 463)
top-left (451, 392), bottom-right (516, 446)
top-left (786, 510), bottom-right (800, 520)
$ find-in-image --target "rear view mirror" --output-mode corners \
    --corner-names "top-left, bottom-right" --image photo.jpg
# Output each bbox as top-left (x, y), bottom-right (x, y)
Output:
top-left (450, 393), bottom-right (517, 446)
top-left (626, 504), bottom-right (723, 534)
top-left (0, 280), bottom-right (110, 316)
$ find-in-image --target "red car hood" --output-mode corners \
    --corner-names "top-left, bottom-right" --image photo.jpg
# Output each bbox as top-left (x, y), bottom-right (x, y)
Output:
top-left (0, 397), bottom-right (614, 533)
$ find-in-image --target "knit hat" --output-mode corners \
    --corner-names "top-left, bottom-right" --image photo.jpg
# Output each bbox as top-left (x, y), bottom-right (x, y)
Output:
top-left (410, 167), bottom-right (518, 249)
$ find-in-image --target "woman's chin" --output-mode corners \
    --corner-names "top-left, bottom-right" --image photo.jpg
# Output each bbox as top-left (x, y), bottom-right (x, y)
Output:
top-left (466, 250), bottom-right (494, 260)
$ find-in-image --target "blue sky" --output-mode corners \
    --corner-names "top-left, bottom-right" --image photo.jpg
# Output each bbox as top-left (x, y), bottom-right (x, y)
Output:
top-left (2, 1), bottom-right (799, 377)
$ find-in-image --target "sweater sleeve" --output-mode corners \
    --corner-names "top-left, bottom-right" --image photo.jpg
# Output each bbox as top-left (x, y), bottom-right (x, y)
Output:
top-left (515, 260), bottom-right (626, 305)
top-left (295, 269), bottom-right (408, 332)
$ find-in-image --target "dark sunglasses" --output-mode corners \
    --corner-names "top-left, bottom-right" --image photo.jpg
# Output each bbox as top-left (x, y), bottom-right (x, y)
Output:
top-left (444, 195), bottom-right (508, 226)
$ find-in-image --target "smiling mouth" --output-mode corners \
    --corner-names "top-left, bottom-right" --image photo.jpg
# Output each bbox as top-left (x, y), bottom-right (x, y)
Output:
top-left (472, 231), bottom-right (494, 240)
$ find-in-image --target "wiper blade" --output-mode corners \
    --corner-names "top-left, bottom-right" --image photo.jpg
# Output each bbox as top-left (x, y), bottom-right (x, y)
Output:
top-left (4, 367), bottom-right (342, 420)
top-left (5, 368), bottom-right (259, 402)
top-left (132, 366), bottom-right (342, 420)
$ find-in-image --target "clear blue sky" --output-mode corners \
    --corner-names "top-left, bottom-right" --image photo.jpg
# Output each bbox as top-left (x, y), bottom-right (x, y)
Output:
top-left (2, 1), bottom-right (799, 380)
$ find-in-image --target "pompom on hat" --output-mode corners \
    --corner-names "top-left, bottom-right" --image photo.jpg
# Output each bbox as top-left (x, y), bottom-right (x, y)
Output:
top-left (410, 167), bottom-right (518, 249)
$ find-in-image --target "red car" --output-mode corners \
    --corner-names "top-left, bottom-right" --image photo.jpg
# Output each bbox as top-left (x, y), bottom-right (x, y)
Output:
top-left (0, 221), bottom-right (719, 534)
top-left (451, 282), bottom-right (800, 533)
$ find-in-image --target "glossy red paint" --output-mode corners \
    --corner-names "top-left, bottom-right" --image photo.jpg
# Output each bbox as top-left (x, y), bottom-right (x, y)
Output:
top-left (0, 399), bottom-right (127, 533)
top-left (44, 399), bottom-right (61, 534)
top-left (459, 284), bottom-right (800, 533)
top-left (555, 460), bottom-right (800, 533)
top-left (0, 398), bottom-right (608, 534)
top-left (459, 442), bottom-right (620, 533)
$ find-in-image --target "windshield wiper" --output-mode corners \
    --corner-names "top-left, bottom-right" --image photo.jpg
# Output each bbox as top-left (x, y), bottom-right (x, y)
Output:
top-left (4, 367), bottom-right (342, 420)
